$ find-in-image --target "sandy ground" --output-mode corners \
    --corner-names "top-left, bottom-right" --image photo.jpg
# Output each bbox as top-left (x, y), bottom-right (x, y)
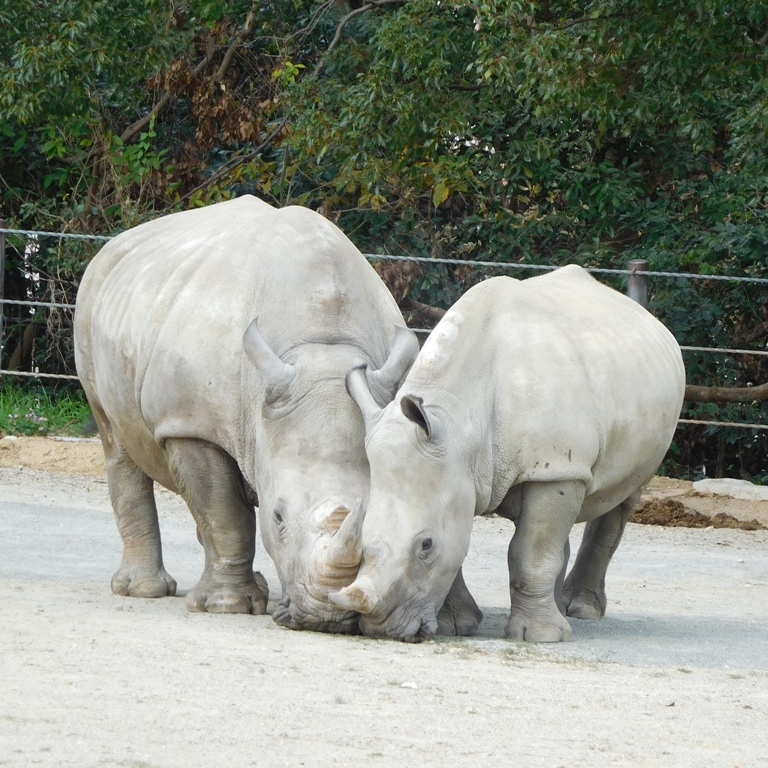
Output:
top-left (1, 437), bottom-right (768, 767)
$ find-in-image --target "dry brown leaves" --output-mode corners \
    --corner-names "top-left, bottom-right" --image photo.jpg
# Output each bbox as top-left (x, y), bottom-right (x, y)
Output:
top-left (372, 260), bottom-right (422, 303)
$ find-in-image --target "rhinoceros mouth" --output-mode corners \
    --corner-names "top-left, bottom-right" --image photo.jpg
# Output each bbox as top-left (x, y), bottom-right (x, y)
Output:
top-left (358, 605), bottom-right (439, 643)
top-left (272, 596), bottom-right (360, 635)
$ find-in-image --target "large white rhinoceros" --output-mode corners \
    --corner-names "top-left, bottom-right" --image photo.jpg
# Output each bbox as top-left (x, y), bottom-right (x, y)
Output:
top-left (331, 265), bottom-right (686, 642)
top-left (74, 195), bottom-right (418, 633)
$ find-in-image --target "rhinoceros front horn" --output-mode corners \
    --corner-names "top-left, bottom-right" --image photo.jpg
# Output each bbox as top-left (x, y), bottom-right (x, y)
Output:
top-left (329, 576), bottom-right (380, 615)
top-left (243, 318), bottom-right (296, 401)
top-left (325, 500), bottom-right (364, 570)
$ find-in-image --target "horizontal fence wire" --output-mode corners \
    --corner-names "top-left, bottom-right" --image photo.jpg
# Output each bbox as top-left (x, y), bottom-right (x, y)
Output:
top-left (0, 299), bottom-right (75, 309)
top-left (0, 370), bottom-right (79, 381)
top-left (678, 418), bottom-right (768, 431)
top-left (3, 226), bottom-right (768, 284)
top-left (680, 345), bottom-right (768, 357)
top-left (364, 252), bottom-right (768, 285)
top-left (3, 226), bottom-right (768, 431)
top-left (0, 227), bottom-right (112, 242)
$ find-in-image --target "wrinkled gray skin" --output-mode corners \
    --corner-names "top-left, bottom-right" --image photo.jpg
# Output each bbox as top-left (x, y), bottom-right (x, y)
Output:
top-left (74, 195), bottom-right (419, 633)
top-left (332, 265), bottom-right (686, 642)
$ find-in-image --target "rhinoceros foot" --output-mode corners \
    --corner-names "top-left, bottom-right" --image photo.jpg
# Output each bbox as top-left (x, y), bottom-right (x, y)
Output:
top-left (505, 596), bottom-right (573, 643)
top-left (562, 582), bottom-right (606, 621)
top-left (186, 571), bottom-right (269, 615)
top-left (111, 566), bottom-right (177, 598)
top-left (436, 603), bottom-right (483, 637)
top-left (436, 568), bottom-right (484, 636)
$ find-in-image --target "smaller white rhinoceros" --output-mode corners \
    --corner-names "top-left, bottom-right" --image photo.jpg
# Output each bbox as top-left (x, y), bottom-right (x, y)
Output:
top-left (331, 265), bottom-right (686, 642)
top-left (74, 195), bottom-right (419, 632)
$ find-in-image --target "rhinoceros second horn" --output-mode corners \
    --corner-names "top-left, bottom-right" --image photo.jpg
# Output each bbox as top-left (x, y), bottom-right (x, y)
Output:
top-left (242, 318), bottom-right (296, 401)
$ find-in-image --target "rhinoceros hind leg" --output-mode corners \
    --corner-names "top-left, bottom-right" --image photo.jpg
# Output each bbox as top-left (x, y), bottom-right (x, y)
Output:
top-left (563, 490), bottom-right (640, 621)
top-left (165, 438), bottom-right (267, 615)
top-left (505, 480), bottom-right (586, 643)
top-left (436, 567), bottom-right (483, 636)
top-left (562, 589), bottom-right (604, 620)
top-left (98, 408), bottom-right (176, 599)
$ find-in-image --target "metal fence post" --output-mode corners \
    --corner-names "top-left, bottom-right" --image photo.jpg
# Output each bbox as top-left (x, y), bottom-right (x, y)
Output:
top-left (627, 258), bottom-right (649, 309)
top-left (0, 219), bottom-right (5, 376)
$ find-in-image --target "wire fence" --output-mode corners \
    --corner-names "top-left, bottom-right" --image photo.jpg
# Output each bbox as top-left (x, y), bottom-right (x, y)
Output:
top-left (2, 226), bottom-right (768, 430)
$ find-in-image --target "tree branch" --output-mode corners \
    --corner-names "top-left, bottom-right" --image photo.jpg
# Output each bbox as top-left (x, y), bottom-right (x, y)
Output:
top-left (736, 320), bottom-right (768, 346)
top-left (163, 119), bottom-right (287, 211)
top-left (215, 2), bottom-right (259, 82)
top-left (327, 0), bottom-right (406, 54)
top-left (120, 46), bottom-right (213, 144)
top-left (400, 297), bottom-right (447, 323)
top-left (450, 82), bottom-right (484, 92)
top-left (119, 92), bottom-right (174, 144)
top-left (685, 381), bottom-right (768, 403)
top-left (290, 0), bottom-right (336, 43)
top-left (550, 11), bottom-right (634, 32)
top-left (121, 2), bottom-right (259, 146)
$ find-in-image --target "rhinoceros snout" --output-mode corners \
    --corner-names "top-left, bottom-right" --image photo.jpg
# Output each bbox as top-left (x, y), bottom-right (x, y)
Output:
top-left (271, 594), bottom-right (360, 634)
top-left (360, 610), bottom-right (438, 643)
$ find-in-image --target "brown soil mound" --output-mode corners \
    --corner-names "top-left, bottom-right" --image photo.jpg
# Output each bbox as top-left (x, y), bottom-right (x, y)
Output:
top-left (631, 497), bottom-right (766, 530)
top-left (0, 435), bottom-right (105, 478)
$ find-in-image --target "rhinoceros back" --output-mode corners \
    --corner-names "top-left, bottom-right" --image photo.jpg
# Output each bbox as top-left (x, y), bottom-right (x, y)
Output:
top-left (406, 265), bottom-right (685, 515)
top-left (75, 196), bottom-right (402, 476)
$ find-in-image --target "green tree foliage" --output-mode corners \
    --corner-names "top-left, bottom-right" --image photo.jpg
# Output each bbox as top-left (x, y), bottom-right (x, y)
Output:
top-left (0, 0), bottom-right (281, 231)
top-left (285, 0), bottom-right (768, 478)
top-left (290, 1), bottom-right (768, 271)
top-left (0, 0), bottom-right (293, 382)
top-left (1, 0), bottom-right (768, 477)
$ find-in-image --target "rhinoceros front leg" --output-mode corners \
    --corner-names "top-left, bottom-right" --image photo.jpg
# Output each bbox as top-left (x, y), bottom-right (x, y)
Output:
top-left (505, 480), bottom-right (586, 643)
top-left (165, 438), bottom-right (268, 615)
top-left (436, 567), bottom-right (484, 636)
top-left (562, 489), bottom-right (640, 620)
top-left (105, 446), bottom-right (177, 598)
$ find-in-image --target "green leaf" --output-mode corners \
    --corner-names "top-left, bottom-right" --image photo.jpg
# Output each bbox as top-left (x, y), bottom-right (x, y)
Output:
top-left (432, 180), bottom-right (450, 207)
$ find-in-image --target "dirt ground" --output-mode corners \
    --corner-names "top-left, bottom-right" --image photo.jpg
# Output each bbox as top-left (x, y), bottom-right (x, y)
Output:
top-left (0, 435), bottom-right (106, 478)
top-left (2, 436), bottom-right (768, 767)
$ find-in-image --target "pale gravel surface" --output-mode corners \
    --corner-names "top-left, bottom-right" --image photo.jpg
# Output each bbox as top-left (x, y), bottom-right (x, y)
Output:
top-left (1, 445), bottom-right (768, 767)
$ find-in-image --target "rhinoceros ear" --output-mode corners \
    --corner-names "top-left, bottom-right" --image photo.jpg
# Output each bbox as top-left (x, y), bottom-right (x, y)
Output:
top-left (243, 318), bottom-right (296, 402)
top-left (401, 395), bottom-right (444, 442)
top-left (365, 325), bottom-right (420, 407)
top-left (346, 365), bottom-right (384, 431)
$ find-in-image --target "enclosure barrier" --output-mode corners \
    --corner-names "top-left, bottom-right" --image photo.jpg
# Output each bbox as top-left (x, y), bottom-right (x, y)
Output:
top-left (2, 224), bottom-right (768, 431)
top-left (0, 220), bottom-right (4, 365)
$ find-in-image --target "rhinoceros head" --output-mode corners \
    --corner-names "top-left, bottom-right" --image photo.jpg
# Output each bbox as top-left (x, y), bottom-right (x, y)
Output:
top-left (329, 366), bottom-right (476, 641)
top-left (269, 496), bottom-right (366, 633)
top-left (243, 321), bottom-right (419, 633)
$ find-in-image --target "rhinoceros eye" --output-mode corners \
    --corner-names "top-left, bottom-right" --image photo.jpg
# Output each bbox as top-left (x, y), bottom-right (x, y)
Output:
top-left (418, 537), bottom-right (434, 560)
top-left (273, 504), bottom-right (287, 537)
